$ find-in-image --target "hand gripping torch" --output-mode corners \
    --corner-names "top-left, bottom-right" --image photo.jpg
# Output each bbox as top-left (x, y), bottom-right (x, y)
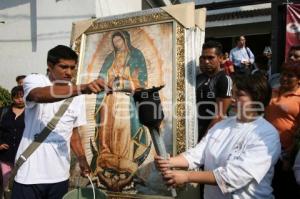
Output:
top-left (133, 86), bottom-right (177, 198)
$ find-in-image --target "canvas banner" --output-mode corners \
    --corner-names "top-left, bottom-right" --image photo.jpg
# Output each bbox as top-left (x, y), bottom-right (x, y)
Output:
top-left (285, 4), bottom-right (300, 59)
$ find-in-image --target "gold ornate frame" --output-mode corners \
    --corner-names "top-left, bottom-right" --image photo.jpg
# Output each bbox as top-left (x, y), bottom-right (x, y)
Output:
top-left (73, 10), bottom-right (185, 155)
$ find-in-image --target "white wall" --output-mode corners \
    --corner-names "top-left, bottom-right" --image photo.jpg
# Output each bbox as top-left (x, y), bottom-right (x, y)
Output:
top-left (0, 0), bottom-right (142, 90)
top-left (0, 0), bottom-right (95, 90)
top-left (95, 0), bottom-right (141, 17)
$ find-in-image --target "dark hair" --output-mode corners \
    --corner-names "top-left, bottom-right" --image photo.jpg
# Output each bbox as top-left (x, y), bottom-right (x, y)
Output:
top-left (202, 40), bottom-right (223, 56)
top-left (235, 35), bottom-right (245, 43)
top-left (11, 86), bottom-right (24, 98)
top-left (289, 45), bottom-right (300, 52)
top-left (112, 32), bottom-right (126, 42)
top-left (47, 45), bottom-right (78, 66)
top-left (234, 73), bottom-right (271, 114)
top-left (111, 32), bottom-right (126, 50)
top-left (15, 75), bottom-right (26, 82)
top-left (255, 55), bottom-right (269, 71)
top-left (281, 62), bottom-right (300, 78)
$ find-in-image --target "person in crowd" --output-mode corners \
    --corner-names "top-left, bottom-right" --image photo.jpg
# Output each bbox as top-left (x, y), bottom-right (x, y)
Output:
top-left (263, 46), bottom-right (272, 58)
top-left (220, 52), bottom-right (234, 76)
top-left (251, 55), bottom-right (270, 80)
top-left (265, 62), bottom-right (300, 199)
top-left (0, 86), bottom-right (25, 198)
top-left (11, 45), bottom-right (108, 199)
top-left (263, 46), bottom-right (272, 74)
top-left (155, 73), bottom-right (280, 199)
top-left (287, 45), bottom-right (300, 66)
top-left (229, 36), bottom-right (255, 75)
top-left (15, 75), bottom-right (26, 86)
top-left (196, 41), bottom-right (232, 142)
top-left (294, 149), bottom-right (300, 185)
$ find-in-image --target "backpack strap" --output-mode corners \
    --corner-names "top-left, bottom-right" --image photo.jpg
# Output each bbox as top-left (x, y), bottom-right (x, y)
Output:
top-left (7, 97), bottom-right (74, 189)
top-left (245, 47), bottom-right (252, 60)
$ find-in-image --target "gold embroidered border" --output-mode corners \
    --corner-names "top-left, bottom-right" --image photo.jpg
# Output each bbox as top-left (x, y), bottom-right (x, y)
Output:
top-left (175, 25), bottom-right (185, 154)
top-left (72, 37), bottom-right (82, 84)
top-left (86, 12), bottom-right (172, 33)
top-left (73, 37), bottom-right (82, 55)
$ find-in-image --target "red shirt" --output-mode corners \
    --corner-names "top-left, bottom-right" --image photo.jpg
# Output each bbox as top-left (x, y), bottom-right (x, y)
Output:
top-left (221, 60), bottom-right (234, 76)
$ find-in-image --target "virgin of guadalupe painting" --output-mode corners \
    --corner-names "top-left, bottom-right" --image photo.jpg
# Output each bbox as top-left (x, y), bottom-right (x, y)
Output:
top-left (73, 9), bottom-right (191, 196)
top-left (75, 22), bottom-right (176, 196)
top-left (94, 30), bottom-right (150, 191)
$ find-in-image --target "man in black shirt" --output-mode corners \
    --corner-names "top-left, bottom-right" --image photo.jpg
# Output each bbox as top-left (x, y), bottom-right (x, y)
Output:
top-left (196, 41), bottom-right (232, 142)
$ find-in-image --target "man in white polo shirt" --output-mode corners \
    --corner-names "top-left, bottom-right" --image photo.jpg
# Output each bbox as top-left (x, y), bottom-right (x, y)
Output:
top-left (12, 45), bottom-right (107, 199)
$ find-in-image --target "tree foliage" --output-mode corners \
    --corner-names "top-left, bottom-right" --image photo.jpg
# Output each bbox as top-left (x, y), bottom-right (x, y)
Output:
top-left (0, 86), bottom-right (11, 107)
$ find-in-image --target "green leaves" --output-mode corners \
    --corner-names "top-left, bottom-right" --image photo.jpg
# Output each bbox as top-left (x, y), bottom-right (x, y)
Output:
top-left (0, 86), bottom-right (11, 107)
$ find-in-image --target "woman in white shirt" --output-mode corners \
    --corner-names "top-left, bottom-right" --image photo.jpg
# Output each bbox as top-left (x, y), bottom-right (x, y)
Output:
top-left (155, 73), bottom-right (281, 199)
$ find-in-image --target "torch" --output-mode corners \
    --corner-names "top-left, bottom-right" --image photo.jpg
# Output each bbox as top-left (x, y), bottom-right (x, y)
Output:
top-left (133, 86), bottom-right (177, 197)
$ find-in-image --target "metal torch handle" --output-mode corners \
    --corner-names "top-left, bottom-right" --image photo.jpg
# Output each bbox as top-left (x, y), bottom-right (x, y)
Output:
top-left (150, 128), bottom-right (177, 198)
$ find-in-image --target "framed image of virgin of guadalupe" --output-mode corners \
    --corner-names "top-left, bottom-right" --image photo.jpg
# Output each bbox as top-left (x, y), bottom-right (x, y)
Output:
top-left (71, 3), bottom-right (204, 198)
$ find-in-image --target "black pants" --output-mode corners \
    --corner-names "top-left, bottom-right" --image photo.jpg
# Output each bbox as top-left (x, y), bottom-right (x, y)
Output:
top-left (11, 180), bottom-right (69, 199)
top-left (272, 160), bottom-right (300, 199)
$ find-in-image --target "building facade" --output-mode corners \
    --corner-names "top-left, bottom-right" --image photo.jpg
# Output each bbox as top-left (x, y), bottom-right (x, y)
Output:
top-left (0, 0), bottom-right (144, 90)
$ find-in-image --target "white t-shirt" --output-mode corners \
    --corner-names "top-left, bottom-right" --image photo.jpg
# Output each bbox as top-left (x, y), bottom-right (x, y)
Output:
top-left (183, 116), bottom-right (280, 199)
top-left (15, 74), bottom-right (87, 184)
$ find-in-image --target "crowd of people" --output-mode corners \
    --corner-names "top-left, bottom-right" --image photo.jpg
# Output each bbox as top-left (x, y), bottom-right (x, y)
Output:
top-left (156, 38), bottom-right (300, 199)
top-left (0, 36), bottom-right (299, 199)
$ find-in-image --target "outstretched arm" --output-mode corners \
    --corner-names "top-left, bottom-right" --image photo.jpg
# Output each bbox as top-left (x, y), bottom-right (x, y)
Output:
top-left (154, 154), bottom-right (189, 172)
top-left (27, 78), bottom-right (107, 103)
top-left (155, 154), bottom-right (217, 187)
top-left (71, 127), bottom-right (90, 177)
